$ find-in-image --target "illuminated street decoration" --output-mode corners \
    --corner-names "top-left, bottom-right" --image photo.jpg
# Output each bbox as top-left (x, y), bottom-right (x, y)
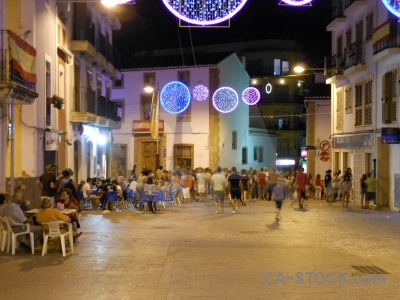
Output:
top-left (192, 84), bottom-right (209, 101)
top-left (242, 87), bottom-right (260, 105)
top-left (161, 0), bottom-right (248, 26)
top-left (381, 0), bottom-right (400, 18)
top-left (212, 87), bottom-right (239, 113)
top-left (280, 0), bottom-right (312, 5)
top-left (160, 81), bottom-right (191, 114)
top-left (101, 0), bottom-right (133, 6)
top-left (265, 83), bottom-right (272, 94)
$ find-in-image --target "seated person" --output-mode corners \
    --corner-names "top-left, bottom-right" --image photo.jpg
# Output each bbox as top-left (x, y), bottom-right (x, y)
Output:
top-left (0, 193), bottom-right (9, 215)
top-left (82, 178), bottom-right (100, 210)
top-left (15, 185), bottom-right (31, 212)
top-left (60, 189), bottom-right (82, 239)
top-left (2, 193), bottom-right (42, 250)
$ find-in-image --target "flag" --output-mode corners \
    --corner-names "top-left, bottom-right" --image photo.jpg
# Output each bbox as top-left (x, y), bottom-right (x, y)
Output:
top-left (150, 91), bottom-right (159, 140)
top-left (8, 30), bottom-right (37, 84)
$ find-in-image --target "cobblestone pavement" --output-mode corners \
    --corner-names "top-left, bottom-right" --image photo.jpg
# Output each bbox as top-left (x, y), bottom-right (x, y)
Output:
top-left (1, 198), bottom-right (399, 300)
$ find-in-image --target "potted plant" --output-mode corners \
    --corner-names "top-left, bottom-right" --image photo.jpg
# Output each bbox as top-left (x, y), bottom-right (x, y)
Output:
top-left (51, 95), bottom-right (64, 110)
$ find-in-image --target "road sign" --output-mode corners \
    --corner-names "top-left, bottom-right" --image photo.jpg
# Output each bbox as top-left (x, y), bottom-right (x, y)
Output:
top-left (319, 140), bottom-right (331, 151)
top-left (319, 150), bottom-right (330, 162)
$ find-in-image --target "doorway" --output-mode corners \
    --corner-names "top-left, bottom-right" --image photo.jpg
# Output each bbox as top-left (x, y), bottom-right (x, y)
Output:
top-left (141, 141), bottom-right (157, 172)
top-left (377, 137), bottom-right (389, 207)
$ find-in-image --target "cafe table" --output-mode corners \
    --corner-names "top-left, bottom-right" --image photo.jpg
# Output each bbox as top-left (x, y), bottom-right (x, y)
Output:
top-left (25, 208), bottom-right (77, 215)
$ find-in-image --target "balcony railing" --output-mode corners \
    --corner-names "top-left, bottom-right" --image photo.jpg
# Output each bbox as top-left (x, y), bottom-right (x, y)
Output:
top-left (97, 33), bottom-right (106, 58)
top-left (325, 54), bottom-right (344, 77)
top-left (72, 3), bottom-right (95, 47)
top-left (74, 87), bottom-right (96, 114)
top-left (373, 19), bottom-right (400, 55)
top-left (344, 41), bottom-right (364, 69)
top-left (330, 0), bottom-right (344, 21)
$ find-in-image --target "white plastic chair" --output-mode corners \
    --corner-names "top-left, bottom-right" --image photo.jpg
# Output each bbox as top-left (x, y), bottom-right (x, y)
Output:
top-left (0, 216), bottom-right (10, 252)
top-left (3, 216), bottom-right (34, 255)
top-left (42, 220), bottom-right (74, 257)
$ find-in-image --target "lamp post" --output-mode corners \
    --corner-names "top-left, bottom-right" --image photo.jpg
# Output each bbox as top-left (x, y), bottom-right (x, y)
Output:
top-left (144, 86), bottom-right (160, 170)
top-left (293, 60), bottom-right (328, 177)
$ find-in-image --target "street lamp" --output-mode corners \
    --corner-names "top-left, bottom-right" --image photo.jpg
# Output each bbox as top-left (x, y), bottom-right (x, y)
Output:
top-left (144, 86), bottom-right (160, 169)
top-left (293, 58), bottom-right (326, 75)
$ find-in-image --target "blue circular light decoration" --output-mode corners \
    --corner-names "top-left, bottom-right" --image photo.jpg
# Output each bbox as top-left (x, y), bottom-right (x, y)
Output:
top-left (382, 0), bottom-right (400, 18)
top-left (212, 87), bottom-right (239, 113)
top-left (192, 84), bottom-right (209, 102)
top-left (160, 81), bottom-right (191, 114)
top-left (242, 87), bottom-right (260, 105)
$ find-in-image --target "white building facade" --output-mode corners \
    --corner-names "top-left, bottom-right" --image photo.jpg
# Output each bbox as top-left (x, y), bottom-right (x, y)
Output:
top-left (327, 0), bottom-right (400, 210)
top-left (112, 53), bottom-right (276, 173)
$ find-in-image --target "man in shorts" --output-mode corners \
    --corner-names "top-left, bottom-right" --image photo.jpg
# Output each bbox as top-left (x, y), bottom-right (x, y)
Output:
top-left (227, 167), bottom-right (242, 214)
top-left (210, 167), bottom-right (226, 214)
top-left (364, 172), bottom-right (378, 209)
top-left (196, 168), bottom-right (207, 202)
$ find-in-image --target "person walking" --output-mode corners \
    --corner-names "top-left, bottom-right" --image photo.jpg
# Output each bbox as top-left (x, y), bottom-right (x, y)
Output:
top-left (295, 167), bottom-right (307, 209)
top-left (257, 169), bottom-right (267, 200)
top-left (314, 174), bottom-right (324, 200)
top-left (240, 169), bottom-right (250, 206)
top-left (272, 178), bottom-right (286, 221)
top-left (210, 167), bottom-right (226, 214)
top-left (268, 167), bottom-right (282, 200)
top-left (227, 167), bottom-right (242, 214)
top-left (340, 174), bottom-right (352, 208)
top-left (364, 173), bottom-right (378, 209)
top-left (360, 174), bottom-right (367, 209)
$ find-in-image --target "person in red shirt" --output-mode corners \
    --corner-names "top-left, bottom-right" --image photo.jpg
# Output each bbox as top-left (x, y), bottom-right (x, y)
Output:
top-left (295, 167), bottom-right (308, 209)
top-left (257, 169), bottom-right (267, 200)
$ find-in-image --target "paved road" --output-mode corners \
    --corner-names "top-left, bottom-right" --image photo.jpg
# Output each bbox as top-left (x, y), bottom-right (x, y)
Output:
top-left (1, 198), bottom-right (399, 299)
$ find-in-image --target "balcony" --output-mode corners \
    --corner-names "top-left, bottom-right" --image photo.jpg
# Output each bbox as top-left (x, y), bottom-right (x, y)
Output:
top-left (0, 30), bottom-right (38, 104)
top-left (343, 42), bottom-right (366, 76)
top-left (326, 55), bottom-right (346, 84)
top-left (327, 0), bottom-right (346, 32)
top-left (71, 86), bottom-right (121, 129)
top-left (373, 19), bottom-right (400, 62)
top-left (71, 4), bottom-right (96, 60)
top-left (344, 0), bottom-right (367, 16)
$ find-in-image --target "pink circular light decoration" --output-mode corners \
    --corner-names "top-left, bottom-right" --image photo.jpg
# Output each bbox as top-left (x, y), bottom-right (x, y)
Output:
top-left (242, 87), bottom-right (260, 105)
top-left (212, 87), bottom-right (239, 113)
top-left (281, 0), bottom-right (312, 5)
top-left (192, 84), bottom-right (209, 102)
top-left (162, 0), bottom-right (248, 26)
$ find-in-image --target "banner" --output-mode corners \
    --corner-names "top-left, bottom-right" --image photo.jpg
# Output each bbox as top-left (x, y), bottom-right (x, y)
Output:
top-left (8, 30), bottom-right (37, 83)
top-left (150, 91), bottom-right (159, 140)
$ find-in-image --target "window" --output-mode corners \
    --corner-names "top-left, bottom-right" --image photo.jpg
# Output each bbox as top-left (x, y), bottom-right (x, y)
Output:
top-left (174, 144), bottom-right (193, 170)
top-left (96, 75), bottom-right (102, 94)
top-left (277, 139), bottom-right (289, 157)
top-left (273, 59), bottom-right (289, 76)
top-left (232, 131), bottom-right (237, 150)
top-left (366, 12), bottom-right (373, 41)
top-left (345, 85), bottom-right (352, 112)
top-left (355, 20), bottom-right (364, 65)
top-left (253, 146), bottom-right (258, 161)
top-left (336, 90), bottom-right (343, 130)
top-left (140, 94), bottom-right (152, 120)
top-left (177, 71), bottom-right (190, 85)
top-left (258, 147), bottom-right (263, 163)
top-left (346, 28), bottom-right (352, 50)
top-left (273, 84), bottom-right (289, 103)
top-left (113, 74), bottom-right (124, 89)
top-left (274, 59), bottom-right (281, 75)
top-left (143, 72), bottom-right (156, 89)
top-left (364, 79), bottom-right (372, 125)
top-left (86, 66), bottom-right (93, 90)
top-left (355, 82), bottom-right (362, 126)
top-left (45, 60), bottom-right (51, 127)
top-left (382, 70), bottom-right (397, 124)
top-left (114, 99), bottom-right (125, 122)
top-left (242, 147), bottom-right (248, 165)
top-left (282, 60), bottom-right (289, 75)
top-left (337, 35), bottom-right (343, 57)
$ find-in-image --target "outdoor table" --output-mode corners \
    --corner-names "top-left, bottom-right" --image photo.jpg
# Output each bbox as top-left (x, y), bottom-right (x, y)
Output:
top-left (25, 208), bottom-right (77, 215)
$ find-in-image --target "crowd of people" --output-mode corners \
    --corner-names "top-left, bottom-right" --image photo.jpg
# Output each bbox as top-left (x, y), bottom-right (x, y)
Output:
top-left (0, 163), bottom-right (379, 253)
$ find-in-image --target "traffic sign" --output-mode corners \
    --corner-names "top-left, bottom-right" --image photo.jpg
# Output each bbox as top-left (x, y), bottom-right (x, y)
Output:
top-left (319, 150), bottom-right (330, 162)
top-left (319, 140), bottom-right (331, 151)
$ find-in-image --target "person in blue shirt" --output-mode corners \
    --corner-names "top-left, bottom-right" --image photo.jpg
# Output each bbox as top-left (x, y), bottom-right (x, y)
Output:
top-left (272, 178), bottom-right (287, 221)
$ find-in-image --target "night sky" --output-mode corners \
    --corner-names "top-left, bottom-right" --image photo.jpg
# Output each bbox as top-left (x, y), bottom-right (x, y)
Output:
top-left (113, 0), bottom-right (331, 68)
